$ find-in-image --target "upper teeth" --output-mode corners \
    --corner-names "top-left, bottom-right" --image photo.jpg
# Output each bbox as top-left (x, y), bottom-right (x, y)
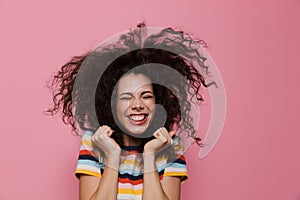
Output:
top-left (130, 115), bottom-right (145, 121)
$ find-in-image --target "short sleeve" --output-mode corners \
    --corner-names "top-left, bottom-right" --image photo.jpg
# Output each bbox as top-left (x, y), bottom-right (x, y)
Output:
top-left (75, 130), bottom-right (104, 178)
top-left (163, 136), bottom-right (188, 182)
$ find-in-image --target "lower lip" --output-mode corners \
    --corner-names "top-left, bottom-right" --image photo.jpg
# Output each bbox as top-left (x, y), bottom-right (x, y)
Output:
top-left (128, 116), bottom-right (148, 125)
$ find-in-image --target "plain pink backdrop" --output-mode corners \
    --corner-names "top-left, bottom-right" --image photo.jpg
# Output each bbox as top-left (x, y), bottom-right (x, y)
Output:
top-left (1, 0), bottom-right (299, 199)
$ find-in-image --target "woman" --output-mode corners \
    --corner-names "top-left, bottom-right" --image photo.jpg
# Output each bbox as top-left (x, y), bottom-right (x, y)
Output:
top-left (47, 23), bottom-right (212, 200)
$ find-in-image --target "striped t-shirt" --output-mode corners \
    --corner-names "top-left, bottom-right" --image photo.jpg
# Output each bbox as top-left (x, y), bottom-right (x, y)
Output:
top-left (75, 130), bottom-right (188, 200)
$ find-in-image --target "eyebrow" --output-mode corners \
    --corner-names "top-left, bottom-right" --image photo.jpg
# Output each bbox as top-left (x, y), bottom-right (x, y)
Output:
top-left (119, 91), bottom-right (154, 97)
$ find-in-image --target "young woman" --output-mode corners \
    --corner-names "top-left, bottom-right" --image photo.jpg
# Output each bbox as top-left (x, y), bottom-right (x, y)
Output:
top-left (47, 23), bottom-right (212, 200)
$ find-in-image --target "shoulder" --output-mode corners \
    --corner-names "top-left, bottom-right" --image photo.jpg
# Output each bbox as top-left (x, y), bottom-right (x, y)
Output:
top-left (75, 130), bottom-right (104, 178)
top-left (157, 136), bottom-right (188, 182)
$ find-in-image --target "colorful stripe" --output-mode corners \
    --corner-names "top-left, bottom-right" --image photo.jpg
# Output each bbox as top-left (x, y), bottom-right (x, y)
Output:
top-left (75, 130), bottom-right (188, 199)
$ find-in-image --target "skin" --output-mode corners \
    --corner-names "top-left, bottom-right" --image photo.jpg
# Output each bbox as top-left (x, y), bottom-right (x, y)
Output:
top-left (116, 74), bottom-right (156, 138)
top-left (79, 74), bottom-right (181, 200)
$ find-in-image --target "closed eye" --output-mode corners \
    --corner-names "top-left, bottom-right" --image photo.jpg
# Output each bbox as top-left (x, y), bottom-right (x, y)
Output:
top-left (119, 97), bottom-right (131, 100)
top-left (142, 95), bottom-right (154, 99)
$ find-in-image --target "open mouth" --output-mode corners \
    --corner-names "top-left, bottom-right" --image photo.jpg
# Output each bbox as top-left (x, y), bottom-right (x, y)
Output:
top-left (128, 114), bottom-right (149, 125)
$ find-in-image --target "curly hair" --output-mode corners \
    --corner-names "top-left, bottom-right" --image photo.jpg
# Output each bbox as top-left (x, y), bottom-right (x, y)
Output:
top-left (46, 23), bottom-right (216, 147)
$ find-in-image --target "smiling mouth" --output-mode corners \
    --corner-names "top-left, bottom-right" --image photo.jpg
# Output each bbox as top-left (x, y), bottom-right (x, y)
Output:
top-left (128, 114), bottom-right (148, 125)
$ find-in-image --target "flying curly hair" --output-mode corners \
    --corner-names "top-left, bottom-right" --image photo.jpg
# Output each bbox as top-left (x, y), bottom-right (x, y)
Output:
top-left (46, 22), bottom-right (216, 147)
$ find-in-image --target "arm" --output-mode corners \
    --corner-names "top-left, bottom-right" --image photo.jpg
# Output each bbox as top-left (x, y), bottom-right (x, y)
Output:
top-left (79, 126), bottom-right (121, 200)
top-left (79, 158), bottom-right (120, 200)
top-left (142, 153), bottom-right (181, 200)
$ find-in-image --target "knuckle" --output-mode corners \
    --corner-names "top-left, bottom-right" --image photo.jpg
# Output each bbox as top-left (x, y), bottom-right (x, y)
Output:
top-left (161, 138), bottom-right (168, 143)
top-left (98, 133), bottom-right (105, 140)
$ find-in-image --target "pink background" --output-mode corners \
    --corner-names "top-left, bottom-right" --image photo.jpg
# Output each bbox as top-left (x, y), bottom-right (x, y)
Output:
top-left (1, 0), bottom-right (300, 199)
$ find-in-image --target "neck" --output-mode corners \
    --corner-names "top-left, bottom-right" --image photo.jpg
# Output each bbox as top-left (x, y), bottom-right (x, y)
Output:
top-left (122, 133), bottom-right (143, 147)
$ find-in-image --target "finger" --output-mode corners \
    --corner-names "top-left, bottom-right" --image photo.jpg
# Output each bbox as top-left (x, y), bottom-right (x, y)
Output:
top-left (101, 125), bottom-right (108, 133)
top-left (102, 126), bottom-right (112, 136)
top-left (95, 127), bottom-right (104, 138)
top-left (99, 126), bottom-right (106, 135)
top-left (163, 129), bottom-right (175, 145)
top-left (153, 128), bottom-right (163, 138)
top-left (169, 130), bottom-right (176, 137)
top-left (170, 138), bottom-right (174, 145)
top-left (108, 129), bottom-right (114, 137)
top-left (160, 128), bottom-right (173, 142)
top-left (160, 127), bottom-right (168, 135)
top-left (158, 134), bottom-right (168, 144)
top-left (157, 130), bottom-right (168, 143)
top-left (153, 131), bottom-right (160, 138)
top-left (155, 128), bottom-right (165, 139)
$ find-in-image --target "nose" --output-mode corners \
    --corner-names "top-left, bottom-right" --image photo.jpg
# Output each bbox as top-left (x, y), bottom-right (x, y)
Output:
top-left (131, 98), bottom-right (144, 110)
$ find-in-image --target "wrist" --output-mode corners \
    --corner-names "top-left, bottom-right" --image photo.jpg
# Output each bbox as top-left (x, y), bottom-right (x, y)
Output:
top-left (143, 146), bottom-right (156, 154)
top-left (106, 154), bottom-right (121, 169)
top-left (143, 152), bottom-right (156, 173)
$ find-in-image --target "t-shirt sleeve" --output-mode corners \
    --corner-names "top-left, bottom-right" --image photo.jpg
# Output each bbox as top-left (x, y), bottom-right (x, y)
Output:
top-left (75, 130), bottom-right (103, 178)
top-left (163, 136), bottom-right (188, 182)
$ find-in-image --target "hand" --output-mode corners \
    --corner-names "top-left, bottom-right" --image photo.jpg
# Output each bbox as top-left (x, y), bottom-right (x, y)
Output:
top-left (143, 127), bottom-right (175, 153)
top-left (91, 125), bottom-right (121, 160)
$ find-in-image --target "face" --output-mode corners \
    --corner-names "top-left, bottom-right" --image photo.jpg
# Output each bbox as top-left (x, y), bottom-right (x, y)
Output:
top-left (115, 73), bottom-right (155, 136)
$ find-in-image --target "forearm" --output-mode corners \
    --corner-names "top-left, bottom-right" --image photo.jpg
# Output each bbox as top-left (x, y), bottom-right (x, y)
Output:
top-left (142, 153), bottom-right (169, 200)
top-left (90, 158), bottom-right (120, 200)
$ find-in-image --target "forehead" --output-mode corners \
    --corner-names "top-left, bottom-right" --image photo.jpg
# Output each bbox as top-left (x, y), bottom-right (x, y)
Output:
top-left (117, 73), bottom-right (153, 94)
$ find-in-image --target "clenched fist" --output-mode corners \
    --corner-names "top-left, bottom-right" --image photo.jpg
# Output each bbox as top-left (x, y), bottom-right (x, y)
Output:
top-left (143, 127), bottom-right (175, 153)
top-left (92, 125), bottom-right (121, 168)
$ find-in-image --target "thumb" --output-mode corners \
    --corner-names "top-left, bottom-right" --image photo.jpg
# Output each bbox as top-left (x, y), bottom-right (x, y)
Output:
top-left (169, 130), bottom-right (176, 137)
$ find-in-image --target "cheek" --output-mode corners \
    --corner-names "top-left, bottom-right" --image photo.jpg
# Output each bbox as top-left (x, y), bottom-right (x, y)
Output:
top-left (116, 101), bottom-right (128, 115)
top-left (115, 102), bottom-right (122, 118)
top-left (147, 101), bottom-right (156, 112)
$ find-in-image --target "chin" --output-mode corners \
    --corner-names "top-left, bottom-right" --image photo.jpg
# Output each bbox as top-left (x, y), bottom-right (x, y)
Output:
top-left (126, 126), bottom-right (148, 137)
top-left (124, 118), bottom-right (153, 136)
